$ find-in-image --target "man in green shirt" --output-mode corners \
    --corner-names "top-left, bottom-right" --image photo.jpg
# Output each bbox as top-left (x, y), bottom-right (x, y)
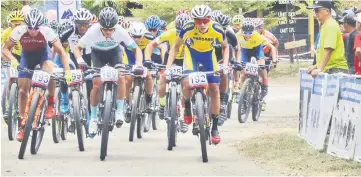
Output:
top-left (307, 1), bottom-right (349, 77)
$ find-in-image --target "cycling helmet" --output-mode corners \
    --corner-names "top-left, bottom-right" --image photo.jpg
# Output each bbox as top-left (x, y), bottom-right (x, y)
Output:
top-left (118, 16), bottom-right (125, 24)
top-left (254, 18), bottom-right (264, 28)
top-left (49, 20), bottom-right (59, 32)
top-left (232, 14), bottom-right (244, 25)
top-left (176, 9), bottom-right (188, 16)
top-left (242, 19), bottom-right (254, 33)
top-left (24, 8), bottom-right (44, 28)
top-left (160, 20), bottom-right (167, 29)
top-left (90, 14), bottom-right (98, 24)
top-left (73, 8), bottom-right (92, 21)
top-left (145, 15), bottom-right (161, 30)
top-left (129, 21), bottom-right (147, 36)
top-left (58, 20), bottom-right (74, 34)
top-left (6, 15), bottom-right (11, 24)
top-left (9, 10), bottom-right (25, 22)
top-left (99, 7), bottom-right (118, 28)
top-left (175, 13), bottom-right (191, 30)
top-left (191, 5), bottom-right (212, 19)
top-left (215, 14), bottom-right (231, 27)
top-left (211, 10), bottom-right (222, 21)
top-left (121, 20), bottom-right (131, 29)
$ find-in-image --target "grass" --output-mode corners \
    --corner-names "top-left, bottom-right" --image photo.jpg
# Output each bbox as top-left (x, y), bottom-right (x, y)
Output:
top-left (235, 129), bottom-right (361, 176)
top-left (269, 61), bottom-right (312, 78)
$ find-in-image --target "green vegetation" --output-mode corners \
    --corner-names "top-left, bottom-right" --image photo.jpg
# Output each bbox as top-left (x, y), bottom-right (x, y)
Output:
top-left (268, 60), bottom-right (312, 78)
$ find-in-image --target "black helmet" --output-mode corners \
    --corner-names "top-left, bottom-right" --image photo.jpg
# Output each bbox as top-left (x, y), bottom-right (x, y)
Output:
top-left (99, 7), bottom-right (118, 28)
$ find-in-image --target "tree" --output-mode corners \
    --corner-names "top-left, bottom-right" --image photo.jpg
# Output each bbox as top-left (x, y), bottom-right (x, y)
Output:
top-left (82, 0), bottom-right (128, 16)
top-left (1, 0), bottom-right (41, 27)
top-left (129, 0), bottom-right (278, 23)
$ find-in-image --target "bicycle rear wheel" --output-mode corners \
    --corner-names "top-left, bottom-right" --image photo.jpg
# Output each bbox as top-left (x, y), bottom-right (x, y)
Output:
top-left (52, 87), bottom-right (61, 143)
top-left (167, 85), bottom-right (177, 151)
top-left (129, 86), bottom-right (140, 142)
top-left (18, 92), bottom-right (39, 159)
top-left (195, 92), bottom-right (208, 163)
top-left (100, 89), bottom-right (112, 160)
top-left (252, 83), bottom-right (262, 121)
top-left (136, 93), bottom-right (145, 139)
top-left (72, 91), bottom-right (85, 151)
top-left (8, 82), bottom-right (18, 140)
top-left (238, 78), bottom-right (251, 123)
top-left (2, 80), bottom-right (9, 124)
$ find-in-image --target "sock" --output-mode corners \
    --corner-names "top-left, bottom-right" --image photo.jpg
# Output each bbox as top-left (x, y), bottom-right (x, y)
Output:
top-left (184, 99), bottom-right (191, 109)
top-left (60, 91), bottom-right (68, 104)
top-left (90, 105), bottom-right (98, 120)
top-left (116, 99), bottom-right (124, 112)
top-left (212, 114), bottom-right (218, 130)
top-left (159, 96), bottom-right (166, 107)
top-left (48, 96), bottom-right (55, 105)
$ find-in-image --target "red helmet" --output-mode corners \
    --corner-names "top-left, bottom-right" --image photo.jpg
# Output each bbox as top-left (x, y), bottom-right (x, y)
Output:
top-left (176, 9), bottom-right (188, 16)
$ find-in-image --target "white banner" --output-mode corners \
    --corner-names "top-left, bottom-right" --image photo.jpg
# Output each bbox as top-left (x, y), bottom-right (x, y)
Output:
top-left (327, 76), bottom-right (361, 160)
top-left (58, 0), bottom-right (78, 23)
top-left (299, 69), bottom-right (313, 138)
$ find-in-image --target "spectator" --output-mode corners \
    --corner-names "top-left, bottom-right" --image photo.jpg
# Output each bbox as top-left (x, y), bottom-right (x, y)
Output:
top-left (307, 0), bottom-right (349, 77)
top-left (339, 10), bottom-right (358, 74)
top-left (354, 12), bottom-right (361, 75)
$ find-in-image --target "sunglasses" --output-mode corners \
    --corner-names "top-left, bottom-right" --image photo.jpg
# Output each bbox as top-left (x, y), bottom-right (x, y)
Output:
top-left (131, 35), bottom-right (143, 39)
top-left (76, 23), bottom-right (90, 28)
top-left (27, 26), bottom-right (39, 30)
top-left (243, 31), bottom-right (253, 35)
top-left (194, 18), bottom-right (211, 25)
top-left (12, 23), bottom-right (21, 27)
top-left (101, 27), bottom-right (115, 32)
top-left (149, 28), bottom-right (158, 32)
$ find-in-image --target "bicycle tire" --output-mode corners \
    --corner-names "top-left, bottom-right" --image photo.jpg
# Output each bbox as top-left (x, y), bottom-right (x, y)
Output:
top-left (30, 95), bottom-right (47, 155)
top-left (143, 93), bottom-right (153, 133)
top-left (252, 83), bottom-right (262, 121)
top-left (129, 86), bottom-right (140, 142)
top-left (60, 116), bottom-right (68, 140)
top-left (167, 84), bottom-right (177, 151)
top-left (100, 89), bottom-right (112, 160)
top-left (195, 92), bottom-right (208, 163)
top-left (18, 92), bottom-right (39, 159)
top-left (151, 91), bottom-right (159, 130)
top-left (52, 88), bottom-right (61, 143)
top-left (238, 78), bottom-right (251, 123)
top-left (136, 93), bottom-right (145, 139)
top-left (1, 80), bottom-right (8, 124)
top-left (7, 82), bottom-right (18, 140)
top-left (72, 91), bottom-right (85, 151)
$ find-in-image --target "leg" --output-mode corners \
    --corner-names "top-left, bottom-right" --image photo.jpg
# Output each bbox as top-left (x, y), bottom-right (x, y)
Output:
top-left (115, 75), bottom-right (126, 127)
top-left (42, 60), bottom-right (56, 119)
top-left (218, 72), bottom-right (229, 125)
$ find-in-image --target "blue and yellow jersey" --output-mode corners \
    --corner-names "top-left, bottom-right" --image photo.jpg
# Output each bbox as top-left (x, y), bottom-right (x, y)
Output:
top-left (157, 28), bottom-right (184, 60)
top-left (122, 32), bottom-right (157, 65)
top-left (1, 27), bottom-right (22, 56)
top-left (236, 31), bottom-right (269, 49)
top-left (179, 21), bottom-right (225, 52)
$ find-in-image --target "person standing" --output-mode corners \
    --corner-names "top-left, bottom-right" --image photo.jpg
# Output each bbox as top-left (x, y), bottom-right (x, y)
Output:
top-left (354, 12), bottom-right (361, 75)
top-left (307, 0), bottom-right (349, 77)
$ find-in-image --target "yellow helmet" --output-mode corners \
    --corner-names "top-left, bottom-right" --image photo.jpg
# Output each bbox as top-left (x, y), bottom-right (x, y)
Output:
top-left (9, 10), bottom-right (25, 22)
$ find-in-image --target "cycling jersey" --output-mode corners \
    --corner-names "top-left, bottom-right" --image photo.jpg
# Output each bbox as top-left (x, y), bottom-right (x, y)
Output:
top-left (10, 25), bottom-right (57, 53)
top-left (214, 26), bottom-right (238, 61)
top-left (59, 23), bottom-right (92, 55)
top-left (180, 21), bottom-right (225, 83)
top-left (1, 27), bottom-right (22, 56)
top-left (78, 23), bottom-right (137, 51)
top-left (156, 28), bottom-right (185, 60)
top-left (236, 31), bottom-right (268, 62)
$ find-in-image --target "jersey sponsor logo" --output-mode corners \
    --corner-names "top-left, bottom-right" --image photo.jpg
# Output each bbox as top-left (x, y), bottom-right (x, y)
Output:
top-left (213, 23), bottom-right (223, 31)
top-left (185, 37), bottom-right (194, 46)
top-left (95, 40), bottom-right (117, 47)
top-left (192, 36), bottom-right (214, 41)
top-left (212, 38), bottom-right (222, 48)
top-left (182, 22), bottom-right (195, 31)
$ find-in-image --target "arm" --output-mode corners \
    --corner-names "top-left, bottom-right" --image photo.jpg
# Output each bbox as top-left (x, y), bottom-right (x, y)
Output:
top-left (145, 40), bottom-right (158, 60)
top-left (318, 48), bottom-right (333, 71)
top-left (73, 44), bottom-right (83, 63)
top-left (167, 37), bottom-right (183, 68)
top-left (52, 40), bottom-right (70, 71)
top-left (1, 39), bottom-right (16, 61)
top-left (265, 43), bottom-right (277, 62)
top-left (356, 47), bottom-right (361, 66)
top-left (158, 44), bottom-right (167, 63)
top-left (221, 41), bottom-right (230, 66)
top-left (132, 46), bottom-right (143, 66)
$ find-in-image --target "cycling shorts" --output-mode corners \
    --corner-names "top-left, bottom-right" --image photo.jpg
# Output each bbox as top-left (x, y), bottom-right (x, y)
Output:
top-left (241, 44), bottom-right (265, 63)
top-left (163, 52), bottom-right (183, 66)
top-left (216, 45), bottom-right (233, 62)
top-left (53, 53), bottom-right (76, 70)
top-left (19, 45), bottom-right (51, 79)
top-left (91, 46), bottom-right (122, 68)
top-left (184, 47), bottom-right (220, 83)
top-left (151, 53), bottom-right (162, 65)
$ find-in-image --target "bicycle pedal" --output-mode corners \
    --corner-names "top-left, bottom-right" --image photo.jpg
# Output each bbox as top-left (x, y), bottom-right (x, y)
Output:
top-left (192, 128), bottom-right (199, 135)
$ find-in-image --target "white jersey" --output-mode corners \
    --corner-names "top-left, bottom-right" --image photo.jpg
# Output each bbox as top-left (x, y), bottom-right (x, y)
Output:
top-left (67, 24), bottom-right (91, 54)
top-left (78, 23), bottom-right (137, 51)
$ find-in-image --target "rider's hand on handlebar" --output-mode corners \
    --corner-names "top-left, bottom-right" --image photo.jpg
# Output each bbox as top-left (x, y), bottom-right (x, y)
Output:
top-left (78, 61), bottom-right (88, 71)
top-left (132, 65), bottom-right (145, 76)
top-left (143, 60), bottom-right (153, 69)
top-left (64, 70), bottom-right (72, 83)
top-left (164, 68), bottom-right (172, 80)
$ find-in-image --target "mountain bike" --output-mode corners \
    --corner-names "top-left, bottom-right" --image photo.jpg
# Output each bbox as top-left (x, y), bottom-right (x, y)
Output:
top-left (144, 68), bottom-right (161, 132)
top-left (18, 68), bottom-right (63, 159)
top-left (234, 57), bottom-right (267, 123)
top-left (52, 68), bottom-right (68, 143)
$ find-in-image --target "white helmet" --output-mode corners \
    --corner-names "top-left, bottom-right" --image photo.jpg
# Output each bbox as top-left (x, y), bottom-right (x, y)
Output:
top-left (118, 16), bottom-right (125, 24)
top-left (191, 5), bottom-right (212, 19)
top-left (24, 8), bottom-right (44, 28)
top-left (211, 10), bottom-right (222, 21)
top-left (73, 8), bottom-right (92, 21)
top-left (129, 21), bottom-right (147, 36)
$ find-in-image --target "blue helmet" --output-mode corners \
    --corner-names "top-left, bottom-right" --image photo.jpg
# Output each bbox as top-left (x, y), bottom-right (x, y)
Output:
top-left (145, 15), bottom-right (161, 30)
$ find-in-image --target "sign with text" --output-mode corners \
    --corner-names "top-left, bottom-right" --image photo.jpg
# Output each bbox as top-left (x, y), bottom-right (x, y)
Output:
top-left (58, 0), bottom-right (77, 23)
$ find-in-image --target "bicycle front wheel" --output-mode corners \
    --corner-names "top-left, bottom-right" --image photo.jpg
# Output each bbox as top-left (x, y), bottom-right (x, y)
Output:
top-left (129, 86), bottom-right (140, 142)
top-left (195, 92), bottom-right (208, 163)
top-left (30, 95), bottom-right (47, 155)
top-left (18, 92), bottom-right (39, 159)
top-left (100, 89), bottom-right (112, 160)
top-left (167, 84), bottom-right (177, 151)
top-left (72, 91), bottom-right (85, 151)
top-left (52, 87), bottom-right (61, 143)
top-left (238, 78), bottom-right (251, 123)
top-left (8, 82), bottom-right (18, 140)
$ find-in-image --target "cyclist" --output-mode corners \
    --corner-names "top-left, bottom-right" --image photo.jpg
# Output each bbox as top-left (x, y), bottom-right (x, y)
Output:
top-left (214, 13), bottom-right (240, 125)
top-left (145, 15), bottom-right (162, 37)
top-left (254, 18), bottom-right (278, 111)
top-left (236, 19), bottom-right (277, 110)
top-left (121, 20), bottom-right (131, 29)
top-left (118, 16), bottom-right (125, 24)
top-left (145, 13), bottom-right (192, 133)
top-left (1, 10), bottom-right (24, 120)
top-left (160, 20), bottom-right (168, 31)
top-left (166, 9), bottom-right (189, 30)
top-left (1, 8), bottom-right (71, 142)
top-left (168, 5), bottom-right (229, 144)
top-left (89, 14), bottom-right (98, 26)
top-left (73, 7), bottom-right (143, 137)
top-left (121, 21), bottom-right (158, 123)
top-left (211, 10), bottom-right (222, 21)
top-left (231, 14), bottom-right (244, 33)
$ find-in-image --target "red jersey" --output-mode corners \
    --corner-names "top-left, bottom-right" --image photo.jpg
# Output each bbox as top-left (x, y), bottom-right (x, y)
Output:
top-left (353, 33), bottom-right (361, 75)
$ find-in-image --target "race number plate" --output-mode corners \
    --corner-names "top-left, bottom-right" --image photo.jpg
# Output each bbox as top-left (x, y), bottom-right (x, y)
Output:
top-left (245, 63), bottom-right (258, 76)
top-left (100, 66), bottom-right (118, 82)
top-left (31, 70), bottom-right (51, 87)
top-left (9, 68), bottom-right (18, 78)
top-left (69, 70), bottom-right (83, 85)
top-left (171, 66), bottom-right (183, 75)
top-left (188, 72), bottom-right (208, 88)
